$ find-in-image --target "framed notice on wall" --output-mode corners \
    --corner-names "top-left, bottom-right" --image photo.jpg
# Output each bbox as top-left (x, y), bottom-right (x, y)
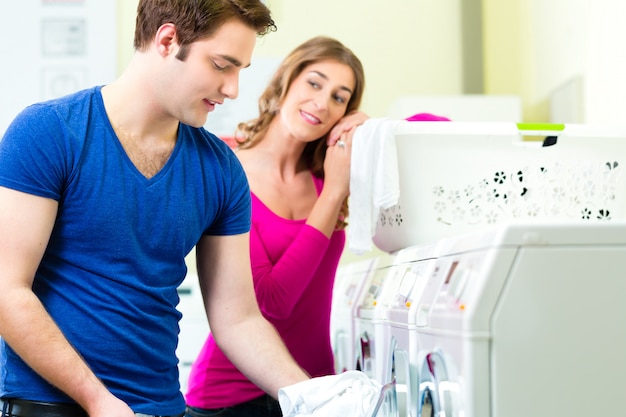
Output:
top-left (0, 1), bottom-right (116, 137)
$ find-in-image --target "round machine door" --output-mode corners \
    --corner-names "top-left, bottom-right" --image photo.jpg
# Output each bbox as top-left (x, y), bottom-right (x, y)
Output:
top-left (369, 380), bottom-right (399, 417)
top-left (391, 348), bottom-right (411, 417)
top-left (418, 351), bottom-right (460, 417)
top-left (356, 331), bottom-right (374, 377)
top-left (333, 329), bottom-right (350, 373)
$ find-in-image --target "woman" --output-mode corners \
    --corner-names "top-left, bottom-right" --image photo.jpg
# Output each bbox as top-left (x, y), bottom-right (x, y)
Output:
top-left (185, 36), bottom-right (366, 417)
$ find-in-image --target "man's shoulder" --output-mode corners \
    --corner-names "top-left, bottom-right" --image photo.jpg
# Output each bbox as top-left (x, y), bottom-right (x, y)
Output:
top-left (39, 85), bottom-right (100, 107)
top-left (180, 125), bottom-right (238, 160)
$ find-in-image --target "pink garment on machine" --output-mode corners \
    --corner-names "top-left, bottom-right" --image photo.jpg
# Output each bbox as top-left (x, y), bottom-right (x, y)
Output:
top-left (405, 112), bottom-right (451, 122)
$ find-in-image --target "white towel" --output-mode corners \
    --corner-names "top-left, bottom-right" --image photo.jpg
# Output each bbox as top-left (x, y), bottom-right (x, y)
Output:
top-left (278, 371), bottom-right (382, 417)
top-left (347, 118), bottom-right (402, 254)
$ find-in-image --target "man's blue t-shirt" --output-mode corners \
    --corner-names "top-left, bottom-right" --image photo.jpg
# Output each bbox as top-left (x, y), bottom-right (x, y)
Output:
top-left (0, 86), bottom-right (251, 415)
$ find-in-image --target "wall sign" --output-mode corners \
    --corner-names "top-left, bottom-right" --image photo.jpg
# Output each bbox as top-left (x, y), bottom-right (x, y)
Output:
top-left (0, 1), bottom-right (116, 136)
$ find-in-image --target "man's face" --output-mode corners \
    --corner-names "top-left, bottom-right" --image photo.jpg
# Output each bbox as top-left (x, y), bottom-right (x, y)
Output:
top-left (162, 19), bottom-right (257, 128)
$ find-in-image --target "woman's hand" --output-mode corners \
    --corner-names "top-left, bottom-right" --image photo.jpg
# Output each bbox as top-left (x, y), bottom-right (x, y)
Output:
top-left (323, 127), bottom-right (355, 201)
top-left (327, 111), bottom-right (369, 146)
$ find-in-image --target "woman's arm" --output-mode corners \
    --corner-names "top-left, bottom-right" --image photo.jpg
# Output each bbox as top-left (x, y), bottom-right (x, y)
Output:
top-left (249, 221), bottom-right (333, 319)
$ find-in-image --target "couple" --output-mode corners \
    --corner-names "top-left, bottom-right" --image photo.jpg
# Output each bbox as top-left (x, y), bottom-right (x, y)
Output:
top-left (0, 1), bottom-right (367, 417)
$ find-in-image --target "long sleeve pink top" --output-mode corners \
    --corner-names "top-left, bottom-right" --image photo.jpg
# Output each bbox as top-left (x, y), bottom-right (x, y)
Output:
top-left (185, 174), bottom-right (346, 408)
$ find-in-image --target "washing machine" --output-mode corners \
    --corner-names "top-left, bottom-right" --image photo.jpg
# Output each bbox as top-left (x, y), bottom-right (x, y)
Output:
top-left (414, 220), bottom-right (626, 417)
top-left (383, 242), bottom-right (441, 417)
top-left (330, 257), bottom-right (376, 373)
top-left (353, 253), bottom-right (399, 381)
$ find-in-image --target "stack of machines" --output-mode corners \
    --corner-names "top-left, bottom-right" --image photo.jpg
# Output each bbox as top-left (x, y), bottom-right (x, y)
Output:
top-left (331, 121), bottom-right (626, 417)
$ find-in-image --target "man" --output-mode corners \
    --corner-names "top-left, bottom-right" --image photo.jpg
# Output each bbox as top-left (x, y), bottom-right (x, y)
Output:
top-left (0, 1), bottom-right (309, 416)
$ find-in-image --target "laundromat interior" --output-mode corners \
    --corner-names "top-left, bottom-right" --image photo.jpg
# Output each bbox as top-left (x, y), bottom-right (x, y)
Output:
top-left (3, 1), bottom-right (626, 416)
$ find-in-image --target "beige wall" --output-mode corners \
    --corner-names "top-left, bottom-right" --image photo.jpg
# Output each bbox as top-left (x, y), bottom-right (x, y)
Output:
top-left (583, 0), bottom-right (626, 124)
top-left (482, 0), bottom-right (570, 122)
top-left (116, 0), bottom-right (139, 75)
top-left (482, 0), bottom-right (626, 125)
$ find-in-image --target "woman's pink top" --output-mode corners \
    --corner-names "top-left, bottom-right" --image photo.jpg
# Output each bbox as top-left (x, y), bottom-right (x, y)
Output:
top-left (185, 174), bottom-right (346, 408)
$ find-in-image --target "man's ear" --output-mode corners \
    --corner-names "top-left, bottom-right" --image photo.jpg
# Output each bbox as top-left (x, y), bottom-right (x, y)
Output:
top-left (154, 23), bottom-right (178, 57)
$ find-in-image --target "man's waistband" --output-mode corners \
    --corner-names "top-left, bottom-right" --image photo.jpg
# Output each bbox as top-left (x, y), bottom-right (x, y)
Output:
top-left (1, 398), bottom-right (87, 417)
top-left (1, 398), bottom-right (184, 417)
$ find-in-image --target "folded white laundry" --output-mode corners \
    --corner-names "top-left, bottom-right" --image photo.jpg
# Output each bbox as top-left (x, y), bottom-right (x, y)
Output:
top-left (347, 118), bottom-right (402, 254)
top-left (278, 370), bottom-right (382, 417)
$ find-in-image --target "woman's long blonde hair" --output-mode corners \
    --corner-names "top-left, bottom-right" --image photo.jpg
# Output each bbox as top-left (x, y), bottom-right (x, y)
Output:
top-left (235, 36), bottom-right (365, 230)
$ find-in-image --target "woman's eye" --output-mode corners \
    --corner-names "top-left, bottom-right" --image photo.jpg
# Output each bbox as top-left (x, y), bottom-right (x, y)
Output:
top-left (335, 95), bottom-right (347, 104)
top-left (308, 81), bottom-right (320, 89)
top-left (213, 62), bottom-right (226, 71)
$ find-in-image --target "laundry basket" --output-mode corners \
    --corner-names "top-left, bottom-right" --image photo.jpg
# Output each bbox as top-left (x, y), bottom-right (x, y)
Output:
top-left (372, 122), bottom-right (626, 253)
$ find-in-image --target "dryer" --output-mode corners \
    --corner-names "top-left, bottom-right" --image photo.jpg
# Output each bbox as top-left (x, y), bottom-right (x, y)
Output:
top-left (330, 258), bottom-right (375, 373)
top-left (353, 253), bottom-right (398, 380)
top-left (414, 221), bottom-right (626, 417)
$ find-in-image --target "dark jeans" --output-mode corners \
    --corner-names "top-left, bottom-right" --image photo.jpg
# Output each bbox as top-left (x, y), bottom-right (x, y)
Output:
top-left (185, 395), bottom-right (282, 417)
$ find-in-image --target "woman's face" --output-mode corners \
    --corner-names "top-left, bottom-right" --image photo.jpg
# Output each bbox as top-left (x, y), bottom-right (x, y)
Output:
top-left (278, 60), bottom-right (355, 143)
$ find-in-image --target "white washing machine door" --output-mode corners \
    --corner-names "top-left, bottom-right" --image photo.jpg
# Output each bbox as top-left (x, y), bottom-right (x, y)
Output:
top-left (418, 351), bottom-right (460, 417)
top-left (357, 331), bottom-right (374, 377)
top-left (333, 329), bottom-right (351, 373)
top-left (369, 380), bottom-right (399, 417)
top-left (391, 347), bottom-right (411, 417)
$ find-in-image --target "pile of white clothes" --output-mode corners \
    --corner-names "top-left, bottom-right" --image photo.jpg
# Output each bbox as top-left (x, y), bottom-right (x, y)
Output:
top-left (278, 370), bottom-right (382, 417)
